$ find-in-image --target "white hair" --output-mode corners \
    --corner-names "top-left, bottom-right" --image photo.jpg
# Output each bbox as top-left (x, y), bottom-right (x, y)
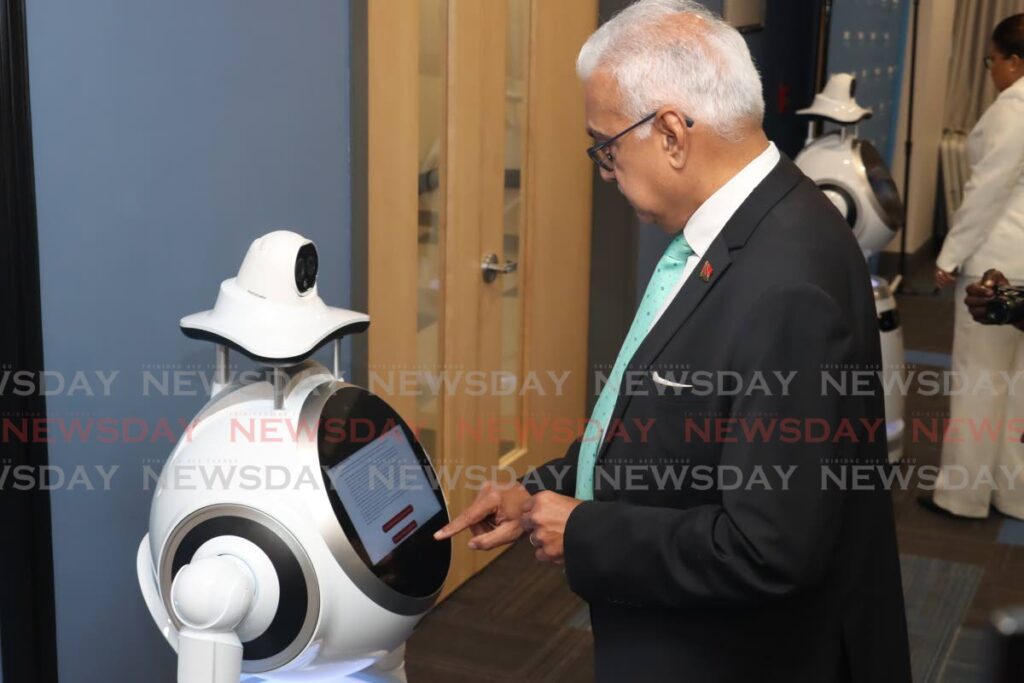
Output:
top-left (577, 0), bottom-right (764, 140)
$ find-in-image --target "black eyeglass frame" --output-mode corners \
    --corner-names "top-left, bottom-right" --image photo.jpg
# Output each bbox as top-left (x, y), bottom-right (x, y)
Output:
top-left (586, 111), bottom-right (695, 172)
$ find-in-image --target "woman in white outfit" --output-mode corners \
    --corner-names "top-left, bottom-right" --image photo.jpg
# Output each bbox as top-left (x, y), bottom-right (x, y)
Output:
top-left (925, 14), bottom-right (1024, 520)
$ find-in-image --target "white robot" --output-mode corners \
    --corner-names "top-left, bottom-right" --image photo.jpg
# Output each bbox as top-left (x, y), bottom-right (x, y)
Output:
top-left (137, 231), bottom-right (452, 683)
top-left (795, 73), bottom-right (906, 463)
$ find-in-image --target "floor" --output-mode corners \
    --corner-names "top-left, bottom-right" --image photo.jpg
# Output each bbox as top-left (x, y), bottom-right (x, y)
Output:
top-left (406, 266), bottom-right (1024, 683)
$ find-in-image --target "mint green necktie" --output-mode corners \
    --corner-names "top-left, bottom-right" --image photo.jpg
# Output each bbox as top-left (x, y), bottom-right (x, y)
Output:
top-left (575, 231), bottom-right (694, 501)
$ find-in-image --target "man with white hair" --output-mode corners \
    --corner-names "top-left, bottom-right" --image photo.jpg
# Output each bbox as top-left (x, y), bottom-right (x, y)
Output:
top-left (436, 2), bottom-right (911, 680)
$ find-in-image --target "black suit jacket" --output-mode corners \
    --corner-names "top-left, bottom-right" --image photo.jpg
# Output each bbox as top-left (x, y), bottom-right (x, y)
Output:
top-left (525, 156), bottom-right (912, 683)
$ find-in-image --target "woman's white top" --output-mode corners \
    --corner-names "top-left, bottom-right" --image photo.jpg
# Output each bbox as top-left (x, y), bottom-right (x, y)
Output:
top-left (937, 76), bottom-right (1024, 280)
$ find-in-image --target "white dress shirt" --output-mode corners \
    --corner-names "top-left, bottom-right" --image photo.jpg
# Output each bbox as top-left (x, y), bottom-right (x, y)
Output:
top-left (650, 141), bottom-right (781, 328)
top-left (937, 75), bottom-right (1024, 280)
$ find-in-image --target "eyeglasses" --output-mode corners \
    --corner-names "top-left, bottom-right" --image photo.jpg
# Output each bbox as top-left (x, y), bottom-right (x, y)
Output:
top-left (984, 55), bottom-right (995, 69)
top-left (586, 111), bottom-right (695, 173)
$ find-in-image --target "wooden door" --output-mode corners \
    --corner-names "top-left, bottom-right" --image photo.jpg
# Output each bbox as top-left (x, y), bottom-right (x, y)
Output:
top-left (366, 0), bottom-right (596, 594)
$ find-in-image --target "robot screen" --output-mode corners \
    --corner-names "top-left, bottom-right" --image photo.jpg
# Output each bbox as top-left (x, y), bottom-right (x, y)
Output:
top-left (858, 140), bottom-right (904, 229)
top-left (327, 424), bottom-right (443, 565)
top-left (317, 386), bottom-right (450, 598)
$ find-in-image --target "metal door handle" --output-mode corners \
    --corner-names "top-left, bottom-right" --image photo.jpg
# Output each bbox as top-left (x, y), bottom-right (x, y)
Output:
top-left (481, 253), bottom-right (518, 283)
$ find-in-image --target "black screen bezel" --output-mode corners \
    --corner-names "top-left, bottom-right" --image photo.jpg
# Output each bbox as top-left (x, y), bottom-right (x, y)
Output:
top-left (316, 386), bottom-right (450, 598)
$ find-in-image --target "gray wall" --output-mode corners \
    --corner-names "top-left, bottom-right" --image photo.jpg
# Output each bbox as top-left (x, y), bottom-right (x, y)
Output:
top-left (25, 1), bottom-right (352, 680)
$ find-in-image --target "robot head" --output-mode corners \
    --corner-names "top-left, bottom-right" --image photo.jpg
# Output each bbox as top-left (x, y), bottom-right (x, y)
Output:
top-left (179, 230), bottom-right (368, 363)
top-left (796, 72), bottom-right (873, 124)
top-left (236, 230), bottom-right (320, 301)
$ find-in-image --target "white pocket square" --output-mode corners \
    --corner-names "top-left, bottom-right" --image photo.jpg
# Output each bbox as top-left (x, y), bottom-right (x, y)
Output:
top-left (652, 371), bottom-right (693, 389)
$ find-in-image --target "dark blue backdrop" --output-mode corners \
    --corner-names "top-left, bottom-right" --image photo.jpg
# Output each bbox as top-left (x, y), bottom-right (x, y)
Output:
top-left (25, 1), bottom-right (353, 680)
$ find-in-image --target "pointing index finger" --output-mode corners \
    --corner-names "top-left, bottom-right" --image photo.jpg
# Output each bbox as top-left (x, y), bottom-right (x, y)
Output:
top-left (434, 493), bottom-right (497, 540)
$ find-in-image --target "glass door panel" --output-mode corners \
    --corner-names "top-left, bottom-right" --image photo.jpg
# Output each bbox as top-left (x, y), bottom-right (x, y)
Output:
top-left (416, 0), bottom-right (447, 457)
top-left (499, 0), bottom-right (530, 458)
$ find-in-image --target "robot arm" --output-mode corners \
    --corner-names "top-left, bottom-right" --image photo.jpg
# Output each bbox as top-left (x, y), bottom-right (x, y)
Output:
top-left (160, 534), bottom-right (281, 683)
top-left (171, 554), bottom-right (255, 683)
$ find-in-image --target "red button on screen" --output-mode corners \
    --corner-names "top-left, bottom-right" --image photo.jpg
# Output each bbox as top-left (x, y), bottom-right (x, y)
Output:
top-left (392, 520), bottom-right (418, 545)
top-left (382, 504), bottom-right (414, 533)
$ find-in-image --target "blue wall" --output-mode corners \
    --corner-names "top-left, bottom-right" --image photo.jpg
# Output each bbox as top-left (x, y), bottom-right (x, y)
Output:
top-left (825, 0), bottom-right (911, 164)
top-left (25, 1), bottom-right (352, 680)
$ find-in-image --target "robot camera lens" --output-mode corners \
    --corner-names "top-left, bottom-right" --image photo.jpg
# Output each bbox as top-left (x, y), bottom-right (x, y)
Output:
top-left (294, 242), bottom-right (319, 294)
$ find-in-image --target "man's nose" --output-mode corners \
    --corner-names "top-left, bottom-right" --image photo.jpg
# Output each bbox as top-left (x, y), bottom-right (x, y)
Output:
top-left (599, 166), bottom-right (616, 183)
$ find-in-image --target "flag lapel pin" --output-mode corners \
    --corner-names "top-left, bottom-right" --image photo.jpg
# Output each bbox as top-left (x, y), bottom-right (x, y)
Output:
top-left (699, 260), bottom-right (713, 282)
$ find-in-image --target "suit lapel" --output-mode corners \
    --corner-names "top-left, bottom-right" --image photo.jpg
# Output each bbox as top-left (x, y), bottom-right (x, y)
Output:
top-left (595, 156), bottom-right (805, 462)
top-left (631, 237), bottom-right (732, 373)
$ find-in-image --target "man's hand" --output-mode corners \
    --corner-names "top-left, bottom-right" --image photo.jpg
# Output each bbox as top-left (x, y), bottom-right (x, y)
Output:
top-left (965, 268), bottom-right (1010, 324)
top-left (935, 266), bottom-right (957, 289)
top-left (433, 480), bottom-right (531, 550)
top-left (520, 491), bottom-right (583, 564)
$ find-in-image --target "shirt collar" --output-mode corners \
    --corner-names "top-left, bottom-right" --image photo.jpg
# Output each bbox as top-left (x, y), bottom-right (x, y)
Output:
top-left (681, 141), bottom-right (781, 257)
top-left (1000, 74), bottom-right (1024, 101)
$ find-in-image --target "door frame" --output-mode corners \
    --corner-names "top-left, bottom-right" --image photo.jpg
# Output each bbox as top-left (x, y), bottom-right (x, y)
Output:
top-left (0, 0), bottom-right (60, 680)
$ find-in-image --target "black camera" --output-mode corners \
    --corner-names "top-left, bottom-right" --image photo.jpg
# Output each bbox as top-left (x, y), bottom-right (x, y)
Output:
top-left (294, 242), bottom-right (319, 294)
top-left (986, 286), bottom-right (1024, 326)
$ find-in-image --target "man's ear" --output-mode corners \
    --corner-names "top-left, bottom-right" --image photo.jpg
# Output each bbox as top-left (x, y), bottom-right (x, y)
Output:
top-left (653, 110), bottom-right (690, 170)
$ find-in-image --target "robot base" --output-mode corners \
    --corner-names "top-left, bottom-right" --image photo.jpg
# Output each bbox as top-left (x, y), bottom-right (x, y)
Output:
top-left (239, 647), bottom-right (408, 683)
top-left (873, 276), bottom-right (905, 464)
